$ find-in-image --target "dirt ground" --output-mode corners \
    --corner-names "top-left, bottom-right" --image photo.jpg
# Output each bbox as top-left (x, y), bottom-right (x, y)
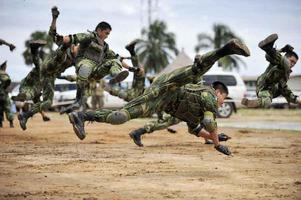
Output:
top-left (0, 109), bottom-right (301, 200)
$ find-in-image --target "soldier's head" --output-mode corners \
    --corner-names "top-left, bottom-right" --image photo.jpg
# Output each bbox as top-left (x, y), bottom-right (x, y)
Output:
top-left (95, 21), bottom-right (112, 41)
top-left (285, 51), bottom-right (298, 68)
top-left (213, 81), bottom-right (228, 107)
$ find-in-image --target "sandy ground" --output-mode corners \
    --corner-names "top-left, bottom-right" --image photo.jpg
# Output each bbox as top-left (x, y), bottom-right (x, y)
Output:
top-left (0, 109), bottom-right (301, 200)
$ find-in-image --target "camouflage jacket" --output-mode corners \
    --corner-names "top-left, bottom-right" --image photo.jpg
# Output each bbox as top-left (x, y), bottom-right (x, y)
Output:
top-left (70, 31), bottom-right (116, 63)
top-left (257, 52), bottom-right (297, 103)
top-left (164, 84), bottom-right (218, 133)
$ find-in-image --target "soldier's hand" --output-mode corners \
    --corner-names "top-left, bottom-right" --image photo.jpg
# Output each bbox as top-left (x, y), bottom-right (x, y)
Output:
top-left (9, 44), bottom-right (16, 52)
top-left (218, 133), bottom-right (231, 142)
top-left (215, 144), bottom-right (231, 156)
top-left (51, 6), bottom-right (60, 19)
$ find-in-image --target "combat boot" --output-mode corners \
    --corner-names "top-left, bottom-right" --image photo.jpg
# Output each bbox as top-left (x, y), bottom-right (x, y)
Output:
top-left (218, 39), bottom-right (250, 57)
top-left (109, 71), bottom-right (129, 84)
top-left (18, 110), bottom-right (34, 131)
top-left (68, 111), bottom-right (95, 140)
top-left (241, 98), bottom-right (259, 108)
top-left (129, 128), bottom-right (147, 147)
top-left (29, 40), bottom-right (47, 51)
top-left (11, 93), bottom-right (27, 101)
top-left (42, 115), bottom-right (51, 121)
top-left (258, 33), bottom-right (278, 52)
top-left (9, 120), bottom-right (14, 128)
top-left (167, 127), bottom-right (177, 134)
top-left (125, 39), bottom-right (141, 55)
top-left (280, 44), bottom-right (294, 53)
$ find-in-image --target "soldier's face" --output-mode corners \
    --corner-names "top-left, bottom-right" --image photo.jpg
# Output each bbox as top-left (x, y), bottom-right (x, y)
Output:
top-left (287, 56), bottom-right (298, 68)
top-left (97, 28), bottom-right (111, 40)
top-left (216, 90), bottom-right (228, 107)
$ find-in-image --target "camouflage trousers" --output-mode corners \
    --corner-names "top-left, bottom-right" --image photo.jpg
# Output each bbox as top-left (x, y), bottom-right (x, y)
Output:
top-left (0, 93), bottom-right (14, 122)
top-left (144, 114), bottom-right (181, 133)
top-left (18, 68), bottom-right (42, 101)
top-left (29, 76), bottom-right (55, 114)
top-left (109, 87), bottom-right (144, 102)
top-left (92, 49), bottom-right (220, 124)
top-left (76, 58), bottom-right (122, 81)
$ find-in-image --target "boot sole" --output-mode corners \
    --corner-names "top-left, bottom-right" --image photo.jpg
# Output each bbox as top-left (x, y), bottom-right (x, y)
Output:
top-left (258, 33), bottom-right (278, 49)
top-left (129, 133), bottom-right (143, 147)
top-left (68, 113), bottom-right (86, 140)
top-left (18, 114), bottom-right (26, 131)
top-left (109, 71), bottom-right (129, 84)
top-left (231, 39), bottom-right (250, 57)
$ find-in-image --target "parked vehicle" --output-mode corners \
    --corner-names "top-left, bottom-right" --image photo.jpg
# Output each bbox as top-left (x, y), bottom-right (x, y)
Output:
top-left (203, 70), bottom-right (247, 118)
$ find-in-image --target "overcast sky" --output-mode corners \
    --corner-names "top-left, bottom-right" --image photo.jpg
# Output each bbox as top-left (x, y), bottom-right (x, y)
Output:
top-left (1, 0), bottom-right (301, 81)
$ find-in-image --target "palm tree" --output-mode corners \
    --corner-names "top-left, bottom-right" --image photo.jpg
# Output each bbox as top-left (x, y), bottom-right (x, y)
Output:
top-left (195, 23), bottom-right (246, 71)
top-left (136, 20), bottom-right (179, 73)
top-left (22, 31), bottom-right (54, 66)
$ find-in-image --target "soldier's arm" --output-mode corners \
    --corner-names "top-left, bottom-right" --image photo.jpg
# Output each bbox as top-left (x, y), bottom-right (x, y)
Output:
top-left (280, 81), bottom-right (298, 104)
top-left (266, 52), bottom-right (290, 71)
top-left (56, 32), bottom-right (93, 46)
top-left (0, 39), bottom-right (15, 51)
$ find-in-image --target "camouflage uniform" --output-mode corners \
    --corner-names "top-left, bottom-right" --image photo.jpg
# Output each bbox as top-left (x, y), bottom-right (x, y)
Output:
top-left (69, 31), bottom-right (122, 81)
top-left (59, 31), bottom-right (126, 113)
top-left (69, 39), bottom-right (250, 140)
top-left (242, 34), bottom-right (298, 108)
top-left (0, 68), bottom-right (13, 127)
top-left (255, 51), bottom-right (297, 108)
top-left (17, 45), bottom-right (74, 130)
top-left (91, 79), bottom-right (105, 110)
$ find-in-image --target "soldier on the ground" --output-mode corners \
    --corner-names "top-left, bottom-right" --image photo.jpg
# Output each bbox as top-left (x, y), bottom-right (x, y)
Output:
top-left (241, 33), bottom-right (301, 108)
top-left (68, 39), bottom-right (250, 155)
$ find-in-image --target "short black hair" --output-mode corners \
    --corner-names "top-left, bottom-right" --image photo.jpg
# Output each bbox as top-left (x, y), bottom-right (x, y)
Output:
top-left (212, 81), bottom-right (228, 95)
top-left (95, 21), bottom-right (112, 31)
top-left (285, 51), bottom-right (299, 60)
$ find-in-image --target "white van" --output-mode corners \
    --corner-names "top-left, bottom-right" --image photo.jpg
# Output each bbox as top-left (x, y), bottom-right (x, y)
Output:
top-left (53, 73), bottom-right (133, 110)
top-left (203, 71), bottom-right (247, 118)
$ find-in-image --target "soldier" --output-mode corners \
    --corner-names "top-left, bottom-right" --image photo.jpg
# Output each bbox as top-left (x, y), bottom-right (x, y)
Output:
top-left (0, 38), bottom-right (16, 52)
top-left (68, 39), bottom-right (250, 155)
top-left (91, 79), bottom-right (105, 110)
top-left (14, 7), bottom-right (77, 130)
top-left (55, 20), bottom-right (129, 114)
top-left (0, 61), bottom-right (14, 128)
top-left (241, 34), bottom-right (301, 108)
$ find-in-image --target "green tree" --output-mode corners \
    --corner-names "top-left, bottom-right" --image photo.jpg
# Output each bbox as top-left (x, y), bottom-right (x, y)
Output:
top-left (195, 23), bottom-right (246, 71)
top-left (136, 20), bottom-right (178, 73)
top-left (22, 31), bottom-right (54, 66)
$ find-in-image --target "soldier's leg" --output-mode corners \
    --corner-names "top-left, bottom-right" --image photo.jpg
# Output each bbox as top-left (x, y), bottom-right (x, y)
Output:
top-left (241, 90), bottom-right (272, 108)
top-left (125, 39), bottom-right (141, 67)
top-left (60, 59), bottom-right (95, 114)
top-left (4, 95), bottom-right (14, 127)
top-left (0, 99), bottom-right (5, 127)
top-left (150, 39), bottom-right (250, 90)
top-left (68, 100), bottom-right (149, 140)
top-left (258, 33), bottom-right (278, 56)
top-left (129, 115), bottom-right (181, 147)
